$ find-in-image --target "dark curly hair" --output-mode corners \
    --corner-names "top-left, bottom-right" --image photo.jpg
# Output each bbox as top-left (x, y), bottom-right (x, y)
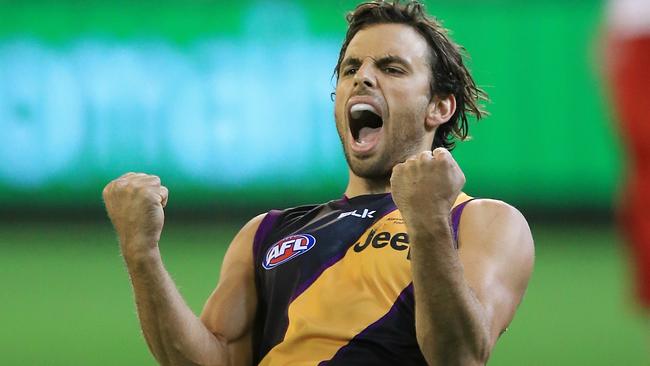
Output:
top-left (334, 0), bottom-right (488, 150)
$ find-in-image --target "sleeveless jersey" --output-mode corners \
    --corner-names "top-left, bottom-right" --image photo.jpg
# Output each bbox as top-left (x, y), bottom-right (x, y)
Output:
top-left (252, 192), bottom-right (474, 365)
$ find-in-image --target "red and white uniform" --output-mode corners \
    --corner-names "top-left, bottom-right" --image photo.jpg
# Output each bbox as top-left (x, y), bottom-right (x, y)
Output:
top-left (605, 0), bottom-right (650, 309)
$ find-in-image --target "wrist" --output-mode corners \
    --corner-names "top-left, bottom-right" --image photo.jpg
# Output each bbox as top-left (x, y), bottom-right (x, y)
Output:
top-left (123, 250), bottom-right (163, 275)
top-left (120, 236), bottom-right (161, 264)
top-left (403, 213), bottom-right (450, 235)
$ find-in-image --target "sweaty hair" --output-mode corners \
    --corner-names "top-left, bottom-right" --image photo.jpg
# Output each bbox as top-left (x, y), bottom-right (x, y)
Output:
top-left (334, 0), bottom-right (488, 150)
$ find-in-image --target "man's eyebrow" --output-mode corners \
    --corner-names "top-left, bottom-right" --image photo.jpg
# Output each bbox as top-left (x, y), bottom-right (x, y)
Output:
top-left (374, 55), bottom-right (412, 69)
top-left (340, 55), bottom-right (412, 72)
top-left (340, 57), bottom-right (362, 69)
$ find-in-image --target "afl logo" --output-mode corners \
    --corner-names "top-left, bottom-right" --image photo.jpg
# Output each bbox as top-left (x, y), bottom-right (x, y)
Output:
top-left (263, 234), bottom-right (316, 270)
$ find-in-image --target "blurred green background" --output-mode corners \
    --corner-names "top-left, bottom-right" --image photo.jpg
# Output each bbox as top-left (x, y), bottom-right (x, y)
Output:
top-left (0, 0), bottom-right (647, 365)
top-left (0, 0), bottom-right (620, 211)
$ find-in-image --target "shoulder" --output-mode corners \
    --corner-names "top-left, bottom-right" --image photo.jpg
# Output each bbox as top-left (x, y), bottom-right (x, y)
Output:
top-left (458, 199), bottom-right (534, 255)
top-left (234, 212), bottom-right (268, 240)
top-left (221, 213), bottom-right (268, 267)
top-left (237, 203), bottom-right (318, 239)
top-left (463, 199), bottom-right (527, 227)
top-left (239, 203), bottom-right (328, 255)
top-left (245, 212), bottom-right (268, 230)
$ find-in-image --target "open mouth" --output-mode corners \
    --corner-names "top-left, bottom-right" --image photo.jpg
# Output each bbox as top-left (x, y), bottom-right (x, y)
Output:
top-left (349, 103), bottom-right (384, 150)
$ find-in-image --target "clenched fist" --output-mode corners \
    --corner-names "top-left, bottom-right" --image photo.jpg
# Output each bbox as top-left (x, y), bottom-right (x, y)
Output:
top-left (390, 148), bottom-right (465, 225)
top-left (103, 173), bottom-right (169, 258)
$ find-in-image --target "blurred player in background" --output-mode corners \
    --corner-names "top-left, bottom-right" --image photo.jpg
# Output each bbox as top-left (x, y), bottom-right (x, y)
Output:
top-left (604, 0), bottom-right (650, 315)
top-left (102, 1), bottom-right (534, 365)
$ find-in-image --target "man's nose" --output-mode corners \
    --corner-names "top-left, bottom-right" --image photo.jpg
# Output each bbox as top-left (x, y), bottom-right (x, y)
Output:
top-left (353, 64), bottom-right (377, 89)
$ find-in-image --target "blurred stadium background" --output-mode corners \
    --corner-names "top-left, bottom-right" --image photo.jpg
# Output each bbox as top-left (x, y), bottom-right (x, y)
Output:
top-left (0, 0), bottom-right (647, 365)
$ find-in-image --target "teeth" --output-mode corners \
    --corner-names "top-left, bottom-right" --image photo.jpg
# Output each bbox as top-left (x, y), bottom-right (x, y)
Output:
top-left (350, 103), bottom-right (379, 119)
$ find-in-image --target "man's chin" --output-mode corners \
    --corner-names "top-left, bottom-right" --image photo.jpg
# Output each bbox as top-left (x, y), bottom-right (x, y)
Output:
top-left (347, 155), bottom-right (392, 181)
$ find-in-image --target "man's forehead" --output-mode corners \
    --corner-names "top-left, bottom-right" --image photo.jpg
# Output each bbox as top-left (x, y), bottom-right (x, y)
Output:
top-left (343, 23), bottom-right (430, 63)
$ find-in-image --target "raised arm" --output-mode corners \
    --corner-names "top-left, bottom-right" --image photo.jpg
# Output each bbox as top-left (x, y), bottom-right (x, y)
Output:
top-left (391, 149), bottom-right (534, 365)
top-left (103, 173), bottom-right (261, 366)
top-left (409, 199), bottom-right (533, 365)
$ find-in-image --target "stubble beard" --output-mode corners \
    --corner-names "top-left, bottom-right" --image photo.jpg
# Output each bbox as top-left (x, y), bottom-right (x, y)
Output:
top-left (344, 147), bottom-right (393, 181)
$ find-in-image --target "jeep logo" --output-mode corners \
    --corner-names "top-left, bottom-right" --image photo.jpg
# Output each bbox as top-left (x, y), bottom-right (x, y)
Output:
top-left (353, 229), bottom-right (410, 255)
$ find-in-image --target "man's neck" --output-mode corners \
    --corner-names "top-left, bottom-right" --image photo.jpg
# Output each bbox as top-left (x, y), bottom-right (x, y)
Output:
top-left (344, 170), bottom-right (391, 198)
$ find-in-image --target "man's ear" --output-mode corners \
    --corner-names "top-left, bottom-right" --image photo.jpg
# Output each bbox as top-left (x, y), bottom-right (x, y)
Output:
top-left (425, 94), bottom-right (456, 130)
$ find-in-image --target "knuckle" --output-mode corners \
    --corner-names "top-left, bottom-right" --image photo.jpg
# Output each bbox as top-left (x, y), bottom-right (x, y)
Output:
top-left (114, 179), bottom-right (128, 190)
top-left (102, 184), bottom-right (112, 198)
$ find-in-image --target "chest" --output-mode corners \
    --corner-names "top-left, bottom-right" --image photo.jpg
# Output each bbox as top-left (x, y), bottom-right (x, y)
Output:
top-left (258, 209), bottom-right (413, 304)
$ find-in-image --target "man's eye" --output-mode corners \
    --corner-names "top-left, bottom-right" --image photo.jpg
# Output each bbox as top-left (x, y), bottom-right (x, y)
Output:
top-left (343, 67), bottom-right (358, 76)
top-left (383, 66), bottom-right (404, 75)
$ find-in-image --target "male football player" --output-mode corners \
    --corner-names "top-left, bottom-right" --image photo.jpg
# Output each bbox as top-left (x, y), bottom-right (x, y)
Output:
top-left (103, 1), bottom-right (534, 365)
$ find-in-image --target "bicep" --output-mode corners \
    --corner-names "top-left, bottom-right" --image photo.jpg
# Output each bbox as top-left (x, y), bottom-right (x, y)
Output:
top-left (457, 200), bottom-right (534, 344)
top-left (199, 214), bottom-right (265, 365)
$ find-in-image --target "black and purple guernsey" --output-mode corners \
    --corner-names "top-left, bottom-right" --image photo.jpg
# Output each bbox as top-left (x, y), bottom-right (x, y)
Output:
top-left (252, 192), bottom-right (474, 365)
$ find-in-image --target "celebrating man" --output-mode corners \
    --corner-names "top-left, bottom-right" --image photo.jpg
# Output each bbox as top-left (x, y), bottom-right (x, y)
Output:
top-left (103, 1), bottom-right (534, 365)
